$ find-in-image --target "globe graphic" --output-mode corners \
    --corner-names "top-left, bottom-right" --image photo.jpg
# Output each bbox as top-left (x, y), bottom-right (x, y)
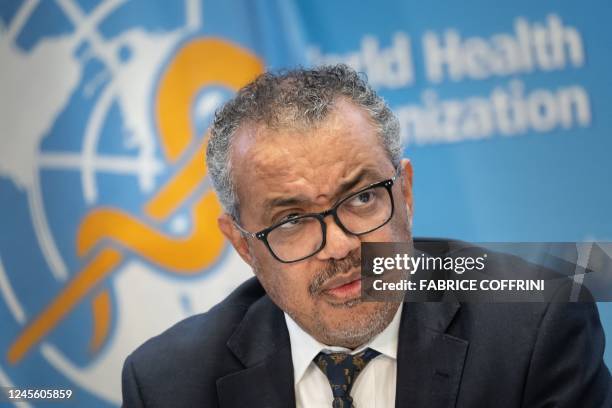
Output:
top-left (0, 1), bottom-right (252, 405)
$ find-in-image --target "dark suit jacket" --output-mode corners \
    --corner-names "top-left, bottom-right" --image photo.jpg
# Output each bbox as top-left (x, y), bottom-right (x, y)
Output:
top-left (122, 240), bottom-right (612, 407)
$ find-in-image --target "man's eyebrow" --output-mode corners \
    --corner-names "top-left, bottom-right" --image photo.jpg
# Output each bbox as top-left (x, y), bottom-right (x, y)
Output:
top-left (336, 168), bottom-right (379, 197)
top-left (261, 195), bottom-right (311, 222)
top-left (264, 195), bottom-right (311, 212)
top-left (261, 167), bottom-right (384, 221)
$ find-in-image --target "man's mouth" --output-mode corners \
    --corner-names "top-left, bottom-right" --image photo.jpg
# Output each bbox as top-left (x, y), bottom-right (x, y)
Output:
top-left (320, 271), bottom-right (362, 300)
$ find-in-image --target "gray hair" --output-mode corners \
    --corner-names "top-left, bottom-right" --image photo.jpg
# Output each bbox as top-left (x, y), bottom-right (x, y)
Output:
top-left (206, 64), bottom-right (402, 219)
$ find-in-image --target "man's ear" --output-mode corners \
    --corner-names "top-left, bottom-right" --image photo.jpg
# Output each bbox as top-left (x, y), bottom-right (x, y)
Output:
top-left (218, 213), bottom-right (254, 267)
top-left (400, 158), bottom-right (414, 216)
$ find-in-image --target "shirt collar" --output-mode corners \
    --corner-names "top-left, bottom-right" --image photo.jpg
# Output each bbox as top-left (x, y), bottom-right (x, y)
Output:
top-left (284, 304), bottom-right (403, 385)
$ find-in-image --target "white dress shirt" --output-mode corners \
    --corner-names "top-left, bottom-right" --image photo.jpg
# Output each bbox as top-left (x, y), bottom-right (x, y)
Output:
top-left (284, 304), bottom-right (402, 408)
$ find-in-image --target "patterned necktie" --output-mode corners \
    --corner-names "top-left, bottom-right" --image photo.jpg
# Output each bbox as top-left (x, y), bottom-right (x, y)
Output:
top-left (313, 348), bottom-right (381, 408)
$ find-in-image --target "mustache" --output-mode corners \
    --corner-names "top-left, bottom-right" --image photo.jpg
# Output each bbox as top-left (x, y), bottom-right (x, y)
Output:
top-left (308, 250), bottom-right (361, 295)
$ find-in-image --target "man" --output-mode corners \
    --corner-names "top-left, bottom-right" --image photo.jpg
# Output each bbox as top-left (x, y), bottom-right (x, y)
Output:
top-left (122, 65), bottom-right (611, 407)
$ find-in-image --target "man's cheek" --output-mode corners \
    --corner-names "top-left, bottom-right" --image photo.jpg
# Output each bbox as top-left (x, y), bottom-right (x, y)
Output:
top-left (364, 227), bottom-right (394, 244)
top-left (270, 272), bottom-right (306, 298)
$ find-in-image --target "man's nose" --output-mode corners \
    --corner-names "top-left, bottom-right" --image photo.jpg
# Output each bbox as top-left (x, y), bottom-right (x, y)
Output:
top-left (314, 215), bottom-right (360, 261)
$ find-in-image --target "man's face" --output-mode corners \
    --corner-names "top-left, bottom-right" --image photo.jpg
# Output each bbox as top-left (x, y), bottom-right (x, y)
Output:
top-left (219, 99), bottom-right (413, 348)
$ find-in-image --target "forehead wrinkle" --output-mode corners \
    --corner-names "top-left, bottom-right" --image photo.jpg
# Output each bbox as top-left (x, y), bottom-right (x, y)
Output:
top-left (232, 99), bottom-right (383, 174)
top-left (229, 100), bottom-right (394, 223)
top-left (260, 164), bottom-right (389, 221)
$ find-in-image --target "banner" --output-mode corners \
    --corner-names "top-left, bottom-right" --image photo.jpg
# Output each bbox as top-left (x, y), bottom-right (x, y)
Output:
top-left (0, 1), bottom-right (610, 406)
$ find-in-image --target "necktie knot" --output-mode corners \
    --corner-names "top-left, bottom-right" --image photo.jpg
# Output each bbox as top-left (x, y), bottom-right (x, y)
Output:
top-left (314, 348), bottom-right (380, 408)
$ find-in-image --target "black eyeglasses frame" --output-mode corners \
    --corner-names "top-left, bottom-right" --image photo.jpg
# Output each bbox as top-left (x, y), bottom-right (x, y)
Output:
top-left (233, 170), bottom-right (400, 263)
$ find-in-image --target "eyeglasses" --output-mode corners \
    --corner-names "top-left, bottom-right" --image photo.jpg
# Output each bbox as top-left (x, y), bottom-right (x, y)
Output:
top-left (234, 170), bottom-right (399, 263)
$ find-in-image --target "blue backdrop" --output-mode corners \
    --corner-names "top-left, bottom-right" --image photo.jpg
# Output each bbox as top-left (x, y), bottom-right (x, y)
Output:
top-left (0, 1), bottom-right (610, 406)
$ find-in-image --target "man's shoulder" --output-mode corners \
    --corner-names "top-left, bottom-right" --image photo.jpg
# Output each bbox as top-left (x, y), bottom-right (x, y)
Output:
top-left (124, 277), bottom-right (264, 381)
top-left (414, 238), bottom-right (585, 338)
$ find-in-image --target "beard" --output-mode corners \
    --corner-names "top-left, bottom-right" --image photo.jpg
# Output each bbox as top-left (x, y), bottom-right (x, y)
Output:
top-left (307, 297), bottom-right (399, 348)
top-left (295, 248), bottom-right (401, 348)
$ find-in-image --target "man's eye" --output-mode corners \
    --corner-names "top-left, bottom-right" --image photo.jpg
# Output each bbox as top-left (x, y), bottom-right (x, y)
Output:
top-left (348, 190), bottom-right (375, 206)
top-left (277, 214), bottom-right (302, 228)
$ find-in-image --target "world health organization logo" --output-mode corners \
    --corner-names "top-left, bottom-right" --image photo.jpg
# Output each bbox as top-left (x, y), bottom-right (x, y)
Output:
top-left (0, 1), bottom-right (260, 405)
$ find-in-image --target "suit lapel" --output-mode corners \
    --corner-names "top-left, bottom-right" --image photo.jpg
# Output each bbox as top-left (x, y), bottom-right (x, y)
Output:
top-left (395, 296), bottom-right (468, 408)
top-left (217, 295), bottom-right (295, 408)
top-left (216, 255), bottom-right (469, 408)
